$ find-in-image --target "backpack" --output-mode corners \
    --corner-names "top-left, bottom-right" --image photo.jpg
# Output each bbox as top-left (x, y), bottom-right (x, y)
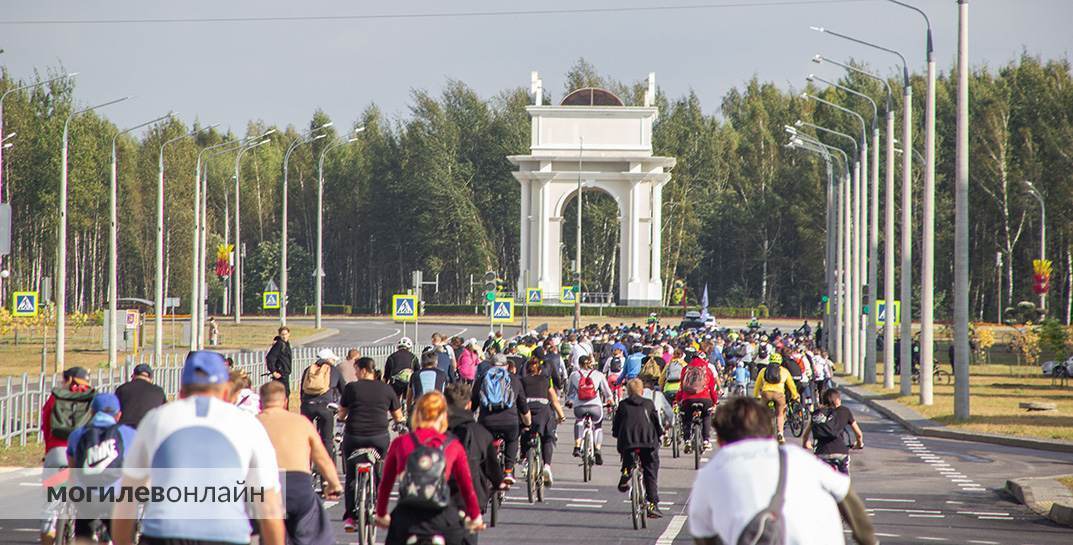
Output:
top-left (302, 362), bottom-right (332, 395)
top-left (639, 357), bottom-right (662, 381)
top-left (49, 387), bottom-right (95, 440)
top-left (479, 367), bottom-right (514, 411)
top-left (763, 362), bottom-right (783, 385)
top-left (810, 408), bottom-right (839, 442)
top-left (680, 366), bottom-right (709, 395)
top-left (736, 447), bottom-right (788, 545)
top-left (436, 350), bottom-right (453, 377)
top-left (74, 424), bottom-right (125, 488)
top-left (397, 433), bottom-right (454, 510)
top-left (413, 369), bottom-right (445, 397)
top-left (577, 370), bottom-right (598, 401)
top-left (664, 360), bottom-right (684, 382)
top-left (608, 356), bottom-right (624, 373)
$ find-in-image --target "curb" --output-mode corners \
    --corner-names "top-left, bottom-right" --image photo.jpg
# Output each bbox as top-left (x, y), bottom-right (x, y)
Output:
top-left (834, 379), bottom-right (1073, 454)
top-left (1005, 476), bottom-right (1073, 528)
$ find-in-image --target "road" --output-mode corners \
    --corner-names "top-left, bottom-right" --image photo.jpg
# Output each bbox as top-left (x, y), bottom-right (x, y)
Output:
top-left (1, 320), bottom-right (1070, 544)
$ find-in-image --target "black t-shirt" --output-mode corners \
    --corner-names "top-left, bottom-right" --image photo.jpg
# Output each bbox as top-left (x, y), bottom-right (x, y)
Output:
top-left (521, 374), bottom-right (552, 401)
top-left (409, 368), bottom-right (448, 398)
top-left (814, 405), bottom-right (855, 455)
top-left (114, 379), bottom-right (167, 428)
top-left (472, 370), bottom-right (529, 428)
top-left (340, 380), bottom-right (400, 437)
top-left (384, 350), bottom-right (418, 382)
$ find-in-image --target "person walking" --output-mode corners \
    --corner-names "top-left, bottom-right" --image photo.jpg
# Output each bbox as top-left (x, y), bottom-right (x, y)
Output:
top-left (113, 364), bottom-right (166, 429)
top-left (266, 326), bottom-right (294, 399)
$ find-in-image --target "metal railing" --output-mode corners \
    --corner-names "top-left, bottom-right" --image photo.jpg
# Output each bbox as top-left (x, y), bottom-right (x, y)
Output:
top-left (0, 341), bottom-right (398, 446)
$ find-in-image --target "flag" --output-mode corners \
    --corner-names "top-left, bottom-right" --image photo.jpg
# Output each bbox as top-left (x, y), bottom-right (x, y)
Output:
top-left (700, 284), bottom-right (711, 321)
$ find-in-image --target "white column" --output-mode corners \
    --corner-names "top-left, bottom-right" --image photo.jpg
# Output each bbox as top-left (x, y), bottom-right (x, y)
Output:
top-left (537, 179), bottom-right (547, 283)
top-left (650, 180), bottom-right (664, 285)
top-left (628, 182), bottom-right (639, 283)
top-left (519, 178), bottom-right (530, 293)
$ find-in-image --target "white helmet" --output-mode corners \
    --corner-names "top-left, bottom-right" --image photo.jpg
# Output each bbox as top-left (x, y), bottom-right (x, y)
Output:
top-left (398, 337), bottom-right (414, 350)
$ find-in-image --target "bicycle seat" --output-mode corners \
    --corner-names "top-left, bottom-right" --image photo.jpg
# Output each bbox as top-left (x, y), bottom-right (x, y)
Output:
top-left (347, 448), bottom-right (381, 464)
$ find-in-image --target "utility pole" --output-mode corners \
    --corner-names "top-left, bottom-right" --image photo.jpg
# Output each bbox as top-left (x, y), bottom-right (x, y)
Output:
top-left (953, 0), bottom-right (971, 420)
top-left (574, 137), bottom-right (583, 330)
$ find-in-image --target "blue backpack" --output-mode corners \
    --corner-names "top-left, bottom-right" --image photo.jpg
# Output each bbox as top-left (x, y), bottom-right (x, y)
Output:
top-left (480, 367), bottom-right (514, 411)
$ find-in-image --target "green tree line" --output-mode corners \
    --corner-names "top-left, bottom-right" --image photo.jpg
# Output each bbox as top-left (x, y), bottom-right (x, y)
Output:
top-left (0, 55), bottom-right (1070, 321)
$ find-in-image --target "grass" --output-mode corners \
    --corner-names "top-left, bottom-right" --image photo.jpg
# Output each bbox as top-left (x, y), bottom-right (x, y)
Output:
top-left (0, 438), bottom-right (45, 467)
top-left (1059, 476), bottom-right (1073, 495)
top-left (0, 320), bottom-right (317, 378)
top-left (851, 353), bottom-right (1073, 442)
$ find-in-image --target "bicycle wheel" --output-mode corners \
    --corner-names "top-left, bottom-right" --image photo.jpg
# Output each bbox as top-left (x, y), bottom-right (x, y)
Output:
top-left (788, 402), bottom-right (805, 438)
top-left (670, 419), bottom-right (680, 459)
top-left (356, 474), bottom-right (370, 545)
top-left (630, 469), bottom-right (642, 530)
top-left (637, 468), bottom-right (648, 529)
top-left (581, 433), bottom-right (593, 482)
top-left (692, 422), bottom-right (701, 470)
top-left (526, 444), bottom-right (539, 504)
top-left (489, 490), bottom-right (499, 527)
top-left (56, 505), bottom-right (75, 545)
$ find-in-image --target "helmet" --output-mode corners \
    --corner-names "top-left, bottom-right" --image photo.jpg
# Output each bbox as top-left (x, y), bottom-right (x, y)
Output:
top-left (770, 353), bottom-right (783, 364)
top-left (398, 337), bottom-right (414, 350)
top-left (757, 346), bottom-right (769, 359)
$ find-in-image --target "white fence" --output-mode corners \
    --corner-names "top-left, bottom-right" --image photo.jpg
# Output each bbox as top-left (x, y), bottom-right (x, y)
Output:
top-left (0, 342), bottom-right (398, 446)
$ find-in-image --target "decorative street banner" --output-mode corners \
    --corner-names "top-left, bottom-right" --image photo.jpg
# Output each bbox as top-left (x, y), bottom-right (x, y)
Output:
top-left (1033, 259), bottom-right (1052, 295)
top-left (215, 244), bottom-right (234, 278)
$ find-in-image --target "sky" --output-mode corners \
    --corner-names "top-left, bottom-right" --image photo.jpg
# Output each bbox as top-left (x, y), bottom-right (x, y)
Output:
top-left (1, 0), bottom-right (1070, 135)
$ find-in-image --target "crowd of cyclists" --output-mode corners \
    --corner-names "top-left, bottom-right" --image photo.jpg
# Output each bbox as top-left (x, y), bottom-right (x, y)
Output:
top-left (36, 318), bottom-right (876, 545)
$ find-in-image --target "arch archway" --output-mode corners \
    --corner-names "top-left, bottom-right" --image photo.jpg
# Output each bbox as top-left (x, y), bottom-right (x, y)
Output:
top-left (558, 188), bottom-right (622, 303)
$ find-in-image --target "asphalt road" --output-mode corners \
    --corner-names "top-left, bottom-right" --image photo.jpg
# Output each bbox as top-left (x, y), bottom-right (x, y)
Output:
top-left (1, 320), bottom-right (1071, 544)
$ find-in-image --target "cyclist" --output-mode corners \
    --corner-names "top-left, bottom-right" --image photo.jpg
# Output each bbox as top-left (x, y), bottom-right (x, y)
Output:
top-left (520, 358), bottom-right (566, 486)
top-left (408, 350), bottom-right (450, 411)
top-left (384, 337), bottom-right (419, 400)
top-left (613, 379), bottom-right (664, 519)
top-left (602, 344), bottom-right (626, 386)
top-left (615, 344), bottom-right (647, 386)
top-left (258, 380), bottom-right (341, 545)
top-left (803, 388), bottom-right (864, 475)
top-left (731, 361), bottom-right (751, 396)
top-left (754, 352), bottom-right (799, 444)
top-left (659, 347), bottom-right (687, 406)
top-left (338, 357), bottom-right (404, 532)
top-left (114, 363), bottom-right (165, 428)
top-left (445, 383), bottom-right (502, 545)
top-left (471, 354), bottom-right (531, 486)
top-left (41, 366), bottom-right (94, 545)
top-left (675, 351), bottom-right (719, 453)
top-left (375, 392), bottom-right (484, 545)
top-left (567, 354), bottom-right (613, 465)
top-left (66, 393), bottom-right (136, 544)
top-left (300, 349), bottom-right (347, 462)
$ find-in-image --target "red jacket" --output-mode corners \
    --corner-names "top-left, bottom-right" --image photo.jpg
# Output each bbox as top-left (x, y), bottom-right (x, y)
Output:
top-left (376, 427), bottom-right (481, 520)
top-left (675, 358), bottom-right (718, 404)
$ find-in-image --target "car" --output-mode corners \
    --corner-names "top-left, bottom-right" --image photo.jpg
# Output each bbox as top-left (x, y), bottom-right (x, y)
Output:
top-left (679, 310), bottom-right (716, 331)
top-left (1041, 357), bottom-right (1073, 377)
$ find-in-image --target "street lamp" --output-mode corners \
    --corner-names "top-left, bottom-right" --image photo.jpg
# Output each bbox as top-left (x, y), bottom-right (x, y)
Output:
top-left (157, 123), bottom-right (218, 362)
top-left (809, 74), bottom-right (881, 384)
top-left (190, 137), bottom-right (238, 350)
top-left (315, 126), bottom-right (364, 329)
top-left (801, 92), bottom-right (867, 379)
top-left (1024, 181), bottom-right (1046, 311)
top-left (57, 95), bottom-right (130, 371)
top-left (1, 72), bottom-right (77, 199)
top-left (281, 122), bottom-right (332, 326)
top-left (108, 111), bottom-right (174, 367)
top-left (233, 130), bottom-right (275, 324)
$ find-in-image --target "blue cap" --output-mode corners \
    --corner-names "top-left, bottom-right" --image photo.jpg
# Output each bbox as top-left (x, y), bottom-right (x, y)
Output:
top-left (132, 363), bottom-right (153, 378)
top-left (92, 393), bottom-right (121, 415)
top-left (181, 351), bottom-right (230, 386)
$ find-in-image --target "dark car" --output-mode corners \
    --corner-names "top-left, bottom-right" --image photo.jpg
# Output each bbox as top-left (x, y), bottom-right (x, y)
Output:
top-left (679, 310), bottom-right (706, 331)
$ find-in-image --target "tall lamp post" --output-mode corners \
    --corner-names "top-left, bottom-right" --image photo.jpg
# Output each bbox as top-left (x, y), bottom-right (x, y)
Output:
top-left (190, 138), bottom-right (237, 351)
top-left (232, 130), bottom-right (275, 324)
top-left (157, 124), bottom-right (218, 362)
top-left (0, 72), bottom-right (77, 199)
top-left (109, 111), bottom-right (173, 367)
top-left (57, 95), bottom-right (130, 371)
top-left (1024, 181), bottom-right (1045, 311)
top-left (315, 126), bottom-right (364, 329)
top-left (281, 122), bottom-right (332, 326)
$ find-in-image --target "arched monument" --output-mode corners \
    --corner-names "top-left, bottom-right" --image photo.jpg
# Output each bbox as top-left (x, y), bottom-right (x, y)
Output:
top-left (509, 72), bottom-right (675, 306)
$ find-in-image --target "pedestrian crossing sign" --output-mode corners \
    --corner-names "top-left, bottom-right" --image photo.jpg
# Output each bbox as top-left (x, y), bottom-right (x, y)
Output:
top-left (491, 298), bottom-right (514, 324)
top-left (392, 294), bottom-right (418, 323)
top-left (876, 299), bottom-right (901, 327)
top-left (560, 287), bottom-right (577, 304)
top-left (262, 291), bottom-right (281, 310)
top-left (526, 288), bottom-right (542, 305)
top-left (12, 291), bottom-right (37, 317)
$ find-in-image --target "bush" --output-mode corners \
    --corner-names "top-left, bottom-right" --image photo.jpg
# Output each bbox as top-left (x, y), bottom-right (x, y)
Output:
top-left (1036, 318), bottom-right (1068, 360)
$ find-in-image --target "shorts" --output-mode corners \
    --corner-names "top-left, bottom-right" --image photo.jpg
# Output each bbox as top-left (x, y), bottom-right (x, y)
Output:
top-left (760, 390), bottom-right (787, 413)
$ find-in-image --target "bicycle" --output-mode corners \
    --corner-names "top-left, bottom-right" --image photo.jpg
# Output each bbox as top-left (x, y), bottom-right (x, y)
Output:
top-left (488, 439), bottom-right (505, 527)
top-left (311, 403), bottom-right (340, 495)
top-left (786, 398), bottom-right (806, 438)
top-left (523, 428), bottom-right (545, 503)
top-left (681, 402), bottom-right (708, 470)
top-left (348, 447), bottom-right (381, 545)
top-left (912, 362), bottom-right (953, 385)
top-left (578, 415), bottom-right (596, 482)
top-left (628, 449), bottom-right (648, 530)
top-left (669, 403), bottom-right (682, 459)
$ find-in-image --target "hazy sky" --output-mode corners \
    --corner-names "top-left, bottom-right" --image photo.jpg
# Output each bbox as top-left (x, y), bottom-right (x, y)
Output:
top-left (1, 0), bottom-right (1069, 134)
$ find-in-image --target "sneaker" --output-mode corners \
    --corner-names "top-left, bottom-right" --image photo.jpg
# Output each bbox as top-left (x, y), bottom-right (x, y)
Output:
top-left (572, 446), bottom-right (581, 458)
top-left (702, 440), bottom-right (712, 452)
top-left (776, 433), bottom-right (785, 444)
top-left (683, 441), bottom-right (693, 454)
top-left (617, 472), bottom-right (630, 493)
top-left (594, 450), bottom-right (604, 465)
top-left (503, 470), bottom-right (516, 487)
top-left (662, 436), bottom-right (671, 448)
top-left (647, 502), bottom-right (664, 518)
top-left (343, 517), bottom-right (356, 533)
top-left (542, 464), bottom-right (554, 487)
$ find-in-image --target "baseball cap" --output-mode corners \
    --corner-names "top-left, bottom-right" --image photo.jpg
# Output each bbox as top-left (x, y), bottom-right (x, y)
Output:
top-left (316, 348), bottom-right (339, 362)
top-left (92, 393), bottom-right (121, 415)
top-left (132, 363), bottom-right (153, 378)
top-left (181, 351), bottom-right (229, 386)
top-left (65, 366), bottom-right (90, 385)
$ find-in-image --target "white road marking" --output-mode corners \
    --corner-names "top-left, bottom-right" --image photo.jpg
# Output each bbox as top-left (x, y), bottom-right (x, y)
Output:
top-left (957, 511), bottom-right (1009, 516)
top-left (503, 501), bottom-right (530, 506)
top-left (865, 498), bottom-right (915, 503)
top-left (916, 537), bottom-right (948, 541)
top-left (550, 487), bottom-right (600, 492)
top-left (869, 508), bottom-right (941, 514)
top-left (966, 541), bottom-right (1000, 545)
top-left (369, 329), bottom-right (402, 344)
top-left (655, 515), bottom-right (688, 545)
top-left (876, 533), bottom-right (901, 538)
top-left (18, 482), bottom-right (38, 487)
top-left (977, 515), bottom-right (1013, 520)
top-left (946, 500), bottom-right (964, 504)
top-left (565, 503), bottom-right (602, 508)
top-left (908, 514), bottom-right (946, 518)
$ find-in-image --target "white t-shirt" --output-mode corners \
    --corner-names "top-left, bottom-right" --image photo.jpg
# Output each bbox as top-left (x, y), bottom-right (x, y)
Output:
top-left (688, 439), bottom-right (850, 545)
top-left (122, 395), bottom-right (280, 543)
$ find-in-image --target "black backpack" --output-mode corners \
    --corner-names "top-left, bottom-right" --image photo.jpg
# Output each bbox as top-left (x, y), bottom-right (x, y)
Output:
top-left (608, 356), bottom-right (624, 373)
top-left (49, 387), bottom-right (95, 440)
top-left (810, 409), bottom-right (839, 442)
top-left (73, 424), bottom-right (125, 488)
top-left (763, 362), bottom-right (782, 385)
top-left (397, 433), bottom-right (454, 510)
top-left (736, 446), bottom-right (788, 545)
